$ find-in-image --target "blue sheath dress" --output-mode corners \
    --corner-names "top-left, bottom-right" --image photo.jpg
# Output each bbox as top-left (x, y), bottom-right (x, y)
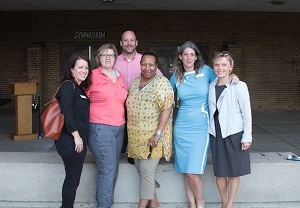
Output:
top-left (170, 65), bottom-right (216, 174)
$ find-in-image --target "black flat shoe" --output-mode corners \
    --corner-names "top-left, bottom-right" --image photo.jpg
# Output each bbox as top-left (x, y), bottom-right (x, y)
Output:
top-left (127, 157), bottom-right (135, 164)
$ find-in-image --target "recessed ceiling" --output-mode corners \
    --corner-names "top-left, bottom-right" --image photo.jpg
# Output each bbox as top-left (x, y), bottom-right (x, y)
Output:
top-left (0, 0), bottom-right (299, 12)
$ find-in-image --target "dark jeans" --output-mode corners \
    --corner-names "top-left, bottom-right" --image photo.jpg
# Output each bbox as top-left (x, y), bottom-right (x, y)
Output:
top-left (57, 145), bottom-right (87, 208)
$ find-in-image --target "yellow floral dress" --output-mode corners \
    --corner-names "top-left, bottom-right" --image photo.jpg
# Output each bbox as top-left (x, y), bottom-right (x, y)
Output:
top-left (126, 75), bottom-right (174, 161)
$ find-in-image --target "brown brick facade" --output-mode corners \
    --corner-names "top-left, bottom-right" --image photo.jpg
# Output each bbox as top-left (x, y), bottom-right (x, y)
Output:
top-left (0, 11), bottom-right (299, 110)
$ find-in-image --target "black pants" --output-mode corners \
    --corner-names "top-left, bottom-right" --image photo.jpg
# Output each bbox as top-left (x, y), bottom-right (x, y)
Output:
top-left (57, 145), bottom-right (87, 208)
top-left (121, 110), bottom-right (128, 153)
top-left (121, 124), bottom-right (128, 153)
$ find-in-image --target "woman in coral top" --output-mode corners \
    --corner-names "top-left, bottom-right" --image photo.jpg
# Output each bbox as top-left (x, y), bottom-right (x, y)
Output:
top-left (86, 43), bottom-right (128, 208)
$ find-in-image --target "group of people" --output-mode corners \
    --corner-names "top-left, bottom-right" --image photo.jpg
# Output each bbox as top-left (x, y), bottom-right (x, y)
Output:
top-left (54, 30), bottom-right (252, 208)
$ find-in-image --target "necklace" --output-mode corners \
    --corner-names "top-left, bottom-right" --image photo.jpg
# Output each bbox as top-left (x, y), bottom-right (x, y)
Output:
top-left (139, 74), bottom-right (156, 90)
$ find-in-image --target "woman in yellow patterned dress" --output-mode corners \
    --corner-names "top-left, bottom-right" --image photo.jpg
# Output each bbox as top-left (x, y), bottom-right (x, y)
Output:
top-left (126, 52), bottom-right (174, 208)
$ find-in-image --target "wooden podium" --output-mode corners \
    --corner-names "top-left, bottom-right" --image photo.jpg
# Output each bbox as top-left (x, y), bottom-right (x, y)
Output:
top-left (9, 82), bottom-right (38, 141)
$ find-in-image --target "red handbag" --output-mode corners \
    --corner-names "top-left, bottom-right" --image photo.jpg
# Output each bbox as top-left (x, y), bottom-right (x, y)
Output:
top-left (40, 81), bottom-right (73, 140)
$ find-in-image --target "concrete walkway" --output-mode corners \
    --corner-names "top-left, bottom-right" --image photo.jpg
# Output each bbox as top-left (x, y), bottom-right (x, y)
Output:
top-left (0, 109), bottom-right (299, 208)
top-left (0, 109), bottom-right (299, 155)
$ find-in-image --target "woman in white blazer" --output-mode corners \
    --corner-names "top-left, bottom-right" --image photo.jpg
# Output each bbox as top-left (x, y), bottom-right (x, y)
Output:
top-left (208, 51), bottom-right (252, 208)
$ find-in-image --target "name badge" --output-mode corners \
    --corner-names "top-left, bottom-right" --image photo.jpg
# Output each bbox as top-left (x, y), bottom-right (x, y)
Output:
top-left (80, 95), bottom-right (87, 99)
top-left (195, 73), bottom-right (204, 78)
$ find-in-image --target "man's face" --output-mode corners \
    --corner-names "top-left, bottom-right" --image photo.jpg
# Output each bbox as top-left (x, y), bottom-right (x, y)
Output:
top-left (120, 31), bottom-right (138, 55)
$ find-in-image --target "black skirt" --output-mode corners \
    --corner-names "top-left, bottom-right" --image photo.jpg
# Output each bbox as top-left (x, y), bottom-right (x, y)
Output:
top-left (210, 111), bottom-right (251, 177)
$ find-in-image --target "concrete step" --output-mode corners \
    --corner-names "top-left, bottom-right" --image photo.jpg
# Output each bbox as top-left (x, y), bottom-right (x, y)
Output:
top-left (0, 152), bottom-right (299, 207)
top-left (0, 202), bottom-right (299, 208)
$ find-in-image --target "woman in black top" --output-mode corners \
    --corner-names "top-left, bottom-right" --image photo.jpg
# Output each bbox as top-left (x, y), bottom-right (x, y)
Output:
top-left (55, 54), bottom-right (92, 208)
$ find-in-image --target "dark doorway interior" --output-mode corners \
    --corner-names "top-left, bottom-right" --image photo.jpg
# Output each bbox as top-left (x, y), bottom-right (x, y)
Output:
top-left (60, 44), bottom-right (103, 72)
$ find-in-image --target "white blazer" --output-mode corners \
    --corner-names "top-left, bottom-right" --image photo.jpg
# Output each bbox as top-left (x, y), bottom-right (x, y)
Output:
top-left (208, 79), bottom-right (252, 143)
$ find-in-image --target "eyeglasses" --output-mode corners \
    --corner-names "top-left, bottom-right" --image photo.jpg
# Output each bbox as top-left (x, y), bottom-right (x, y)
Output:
top-left (100, 54), bottom-right (115, 58)
top-left (214, 51), bottom-right (229, 57)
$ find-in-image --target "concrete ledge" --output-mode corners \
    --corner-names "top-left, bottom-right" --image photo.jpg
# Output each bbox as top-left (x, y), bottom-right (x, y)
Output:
top-left (0, 152), bottom-right (299, 207)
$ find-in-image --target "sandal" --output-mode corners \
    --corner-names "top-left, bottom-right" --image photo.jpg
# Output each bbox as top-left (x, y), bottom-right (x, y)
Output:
top-left (196, 203), bottom-right (205, 208)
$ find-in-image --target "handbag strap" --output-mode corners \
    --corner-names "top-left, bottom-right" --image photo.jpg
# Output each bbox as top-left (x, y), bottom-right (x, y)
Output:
top-left (44, 80), bottom-right (75, 106)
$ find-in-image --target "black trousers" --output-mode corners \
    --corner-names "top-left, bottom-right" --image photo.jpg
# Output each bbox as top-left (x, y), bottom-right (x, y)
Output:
top-left (121, 110), bottom-right (128, 153)
top-left (121, 124), bottom-right (128, 153)
top-left (57, 145), bottom-right (87, 208)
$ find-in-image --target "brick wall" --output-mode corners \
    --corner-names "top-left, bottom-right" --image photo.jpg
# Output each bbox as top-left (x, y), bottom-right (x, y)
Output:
top-left (0, 11), bottom-right (299, 110)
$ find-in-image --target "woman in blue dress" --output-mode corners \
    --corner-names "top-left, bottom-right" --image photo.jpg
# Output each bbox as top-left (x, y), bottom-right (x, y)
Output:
top-left (170, 41), bottom-right (216, 208)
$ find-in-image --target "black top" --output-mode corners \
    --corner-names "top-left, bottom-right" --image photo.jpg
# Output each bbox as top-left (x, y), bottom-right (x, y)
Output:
top-left (55, 81), bottom-right (90, 150)
top-left (214, 85), bottom-right (226, 135)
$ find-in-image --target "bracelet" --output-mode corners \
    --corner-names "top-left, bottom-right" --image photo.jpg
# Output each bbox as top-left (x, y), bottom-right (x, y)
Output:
top-left (154, 133), bottom-right (161, 141)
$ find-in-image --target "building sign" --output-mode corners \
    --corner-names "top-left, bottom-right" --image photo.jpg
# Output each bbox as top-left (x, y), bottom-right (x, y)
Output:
top-left (74, 31), bottom-right (108, 39)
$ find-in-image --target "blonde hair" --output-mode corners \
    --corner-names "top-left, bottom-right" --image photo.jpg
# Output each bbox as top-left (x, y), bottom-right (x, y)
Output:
top-left (212, 51), bottom-right (234, 66)
top-left (95, 43), bottom-right (118, 67)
